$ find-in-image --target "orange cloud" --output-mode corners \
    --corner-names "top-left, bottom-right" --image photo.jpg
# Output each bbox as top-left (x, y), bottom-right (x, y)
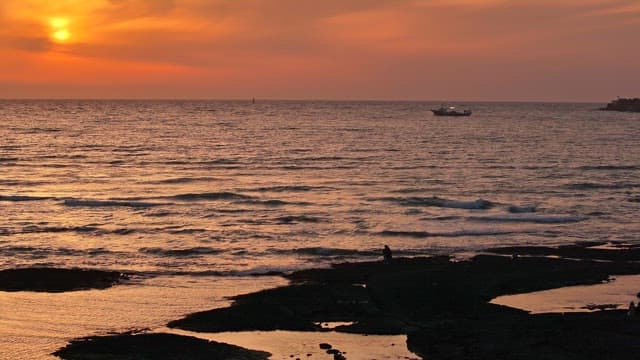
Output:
top-left (0, 0), bottom-right (638, 101)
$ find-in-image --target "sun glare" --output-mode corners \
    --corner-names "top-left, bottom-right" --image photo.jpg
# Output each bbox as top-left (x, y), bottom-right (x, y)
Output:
top-left (52, 29), bottom-right (71, 42)
top-left (49, 17), bottom-right (71, 43)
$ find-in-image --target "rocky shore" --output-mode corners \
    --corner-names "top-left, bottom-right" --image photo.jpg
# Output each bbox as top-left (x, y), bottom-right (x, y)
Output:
top-left (53, 243), bottom-right (640, 359)
top-left (0, 267), bottom-right (128, 292)
top-left (53, 332), bottom-right (270, 360)
top-left (600, 97), bottom-right (640, 112)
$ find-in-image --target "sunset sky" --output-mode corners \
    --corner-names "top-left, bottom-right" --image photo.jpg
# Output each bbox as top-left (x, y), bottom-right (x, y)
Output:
top-left (0, 0), bottom-right (638, 101)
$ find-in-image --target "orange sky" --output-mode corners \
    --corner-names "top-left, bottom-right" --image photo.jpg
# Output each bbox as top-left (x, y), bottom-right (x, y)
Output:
top-left (0, 0), bottom-right (638, 101)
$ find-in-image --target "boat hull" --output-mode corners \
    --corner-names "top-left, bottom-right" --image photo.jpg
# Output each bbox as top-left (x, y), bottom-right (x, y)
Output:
top-left (431, 109), bottom-right (472, 116)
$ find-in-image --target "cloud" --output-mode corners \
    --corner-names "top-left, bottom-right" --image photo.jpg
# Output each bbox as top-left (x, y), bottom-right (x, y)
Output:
top-left (1, 0), bottom-right (638, 100)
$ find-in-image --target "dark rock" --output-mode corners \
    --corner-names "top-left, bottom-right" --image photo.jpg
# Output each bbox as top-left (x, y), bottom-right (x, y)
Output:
top-left (319, 343), bottom-right (332, 350)
top-left (166, 243), bottom-right (640, 359)
top-left (326, 349), bottom-right (340, 354)
top-left (0, 267), bottom-right (128, 292)
top-left (488, 244), bottom-right (640, 262)
top-left (600, 97), bottom-right (640, 112)
top-left (53, 332), bottom-right (270, 360)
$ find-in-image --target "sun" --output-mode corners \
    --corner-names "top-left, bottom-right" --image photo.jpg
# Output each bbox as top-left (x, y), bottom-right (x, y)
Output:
top-left (49, 17), bottom-right (72, 43)
top-left (52, 29), bottom-right (71, 42)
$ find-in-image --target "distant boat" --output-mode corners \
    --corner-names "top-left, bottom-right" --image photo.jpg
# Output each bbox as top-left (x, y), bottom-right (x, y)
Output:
top-left (431, 106), bottom-right (472, 117)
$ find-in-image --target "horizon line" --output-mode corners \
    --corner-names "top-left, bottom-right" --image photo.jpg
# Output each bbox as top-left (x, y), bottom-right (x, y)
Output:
top-left (0, 97), bottom-right (608, 104)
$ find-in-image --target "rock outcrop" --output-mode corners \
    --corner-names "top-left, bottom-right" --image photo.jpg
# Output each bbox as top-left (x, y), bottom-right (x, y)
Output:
top-left (600, 97), bottom-right (640, 112)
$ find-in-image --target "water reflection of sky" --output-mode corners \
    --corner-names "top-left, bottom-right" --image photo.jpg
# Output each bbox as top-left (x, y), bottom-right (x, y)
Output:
top-left (491, 275), bottom-right (640, 314)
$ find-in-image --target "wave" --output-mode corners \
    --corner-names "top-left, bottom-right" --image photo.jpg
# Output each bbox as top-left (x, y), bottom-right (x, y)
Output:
top-left (159, 159), bottom-right (239, 166)
top-left (423, 215), bottom-right (464, 221)
top-left (391, 186), bottom-right (447, 194)
top-left (63, 199), bottom-right (164, 208)
top-left (0, 195), bottom-right (52, 202)
top-left (0, 245), bottom-right (114, 257)
top-left (166, 228), bottom-right (208, 234)
top-left (276, 215), bottom-right (322, 224)
top-left (245, 185), bottom-right (320, 192)
top-left (7, 225), bottom-right (146, 236)
top-left (139, 247), bottom-right (222, 257)
top-left (467, 214), bottom-right (587, 224)
top-left (281, 165), bottom-right (359, 170)
top-left (21, 127), bottom-right (63, 133)
top-left (299, 156), bottom-right (349, 162)
top-left (0, 179), bottom-right (50, 186)
top-left (507, 205), bottom-right (537, 213)
top-left (240, 199), bottom-right (293, 206)
top-left (36, 154), bottom-right (88, 160)
top-left (169, 192), bottom-right (253, 201)
top-left (379, 229), bottom-right (521, 238)
top-left (579, 165), bottom-right (640, 171)
top-left (379, 196), bottom-right (493, 209)
top-left (162, 266), bottom-right (303, 277)
top-left (565, 182), bottom-right (639, 190)
top-left (20, 225), bottom-right (100, 234)
top-left (270, 247), bottom-right (379, 257)
top-left (147, 177), bottom-right (218, 184)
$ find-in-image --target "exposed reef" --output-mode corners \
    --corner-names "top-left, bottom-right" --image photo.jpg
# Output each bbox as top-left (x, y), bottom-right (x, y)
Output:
top-left (53, 242), bottom-right (640, 359)
top-left (0, 267), bottom-right (128, 292)
top-left (600, 97), bottom-right (640, 112)
top-left (167, 243), bottom-right (640, 359)
top-left (53, 332), bottom-right (270, 360)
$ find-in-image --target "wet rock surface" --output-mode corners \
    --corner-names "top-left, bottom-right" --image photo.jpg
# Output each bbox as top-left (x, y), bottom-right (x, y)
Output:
top-left (0, 267), bottom-right (128, 292)
top-left (53, 332), bottom-right (270, 360)
top-left (168, 244), bottom-right (640, 359)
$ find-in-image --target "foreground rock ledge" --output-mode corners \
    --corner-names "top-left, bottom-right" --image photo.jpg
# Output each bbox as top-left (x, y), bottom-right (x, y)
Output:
top-left (53, 333), bottom-right (270, 360)
top-left (168, 243), bottom-right (640, 359)
top-left (0, 267), bottom-right (127, 292)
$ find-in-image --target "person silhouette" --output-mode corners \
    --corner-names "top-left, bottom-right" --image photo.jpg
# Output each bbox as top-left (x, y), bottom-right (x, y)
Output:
top-left (383, 245), bottom-right (393, 264)
top-left (628, 301), bottom-right (636, 317)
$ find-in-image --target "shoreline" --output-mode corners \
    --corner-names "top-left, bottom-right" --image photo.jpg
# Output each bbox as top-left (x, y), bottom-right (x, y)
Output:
top-left (43, 242), bottom-right (640, 359)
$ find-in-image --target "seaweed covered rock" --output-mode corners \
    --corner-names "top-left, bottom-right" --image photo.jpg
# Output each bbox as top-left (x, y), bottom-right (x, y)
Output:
top-left (0, 267), bottom-right (127, 292)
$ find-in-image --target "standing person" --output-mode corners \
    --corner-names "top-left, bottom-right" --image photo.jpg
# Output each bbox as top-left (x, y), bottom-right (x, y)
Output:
top-left (383, 245), bottom-right (393, 264)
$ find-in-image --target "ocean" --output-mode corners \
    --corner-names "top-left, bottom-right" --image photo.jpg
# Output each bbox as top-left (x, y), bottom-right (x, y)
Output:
top-left (1, 100), bottom-right (639, 358)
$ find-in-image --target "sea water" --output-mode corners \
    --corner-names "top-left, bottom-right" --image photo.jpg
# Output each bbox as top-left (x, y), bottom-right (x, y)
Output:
top-left (1, 100), bottom-right (639, 358)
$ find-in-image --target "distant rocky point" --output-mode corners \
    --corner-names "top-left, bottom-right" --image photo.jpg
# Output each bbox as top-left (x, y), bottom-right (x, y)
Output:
top-left (600, 97), bottom-right (640, 112)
